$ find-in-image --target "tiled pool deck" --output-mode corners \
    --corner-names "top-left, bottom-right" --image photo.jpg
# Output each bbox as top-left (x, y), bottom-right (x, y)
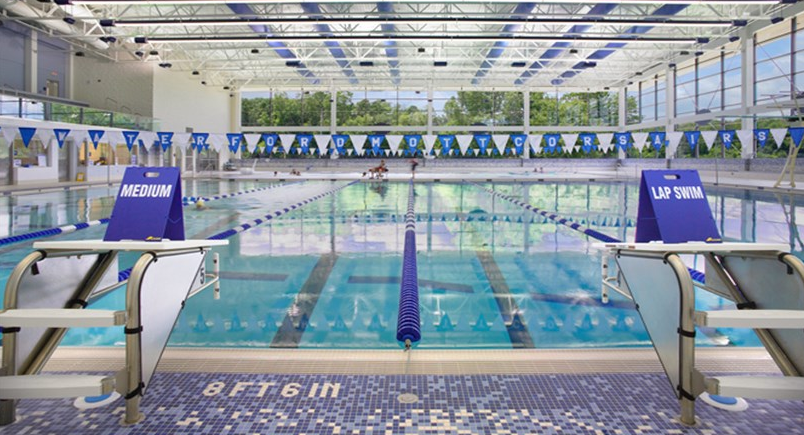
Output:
top-left (1, 348), bottom-right (801, 434)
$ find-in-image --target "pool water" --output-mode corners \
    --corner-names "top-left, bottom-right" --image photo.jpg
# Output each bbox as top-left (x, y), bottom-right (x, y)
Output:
top-left (2, 180), bottom-right (801, 349)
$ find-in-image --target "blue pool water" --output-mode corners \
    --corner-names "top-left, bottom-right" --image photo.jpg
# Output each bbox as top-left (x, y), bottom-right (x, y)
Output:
top-left (1, 180), bottom-right (801, 349)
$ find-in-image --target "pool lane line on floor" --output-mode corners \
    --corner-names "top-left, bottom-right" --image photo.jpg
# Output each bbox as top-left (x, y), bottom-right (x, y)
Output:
top-left (470, 182), bottom-right (707, 283)
top-left (270, 253), bottom-right (339, 348)
top-left (0, 182), bottom-right (297, 250)
top-left (475, 250), bottom-right (535, 349)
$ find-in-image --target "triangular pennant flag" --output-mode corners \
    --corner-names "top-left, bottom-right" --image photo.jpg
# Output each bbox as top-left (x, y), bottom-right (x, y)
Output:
top-left (561, 133), bottom-right (578, 150)
top-left (510, 134), bottom-right (527, 155)
top-left (486, 148), bottom-right (493, 155)
top-left (578, 133), bottom-right (597, 153)
top-left (191, 133), bottom-right (209, 153)
top-left (158, 132), bottom-right (175, 151)
top-left (492, 134), bottom-right (509, 155)
top-left (242, 134), bottom-right (261, 153)
top-left (648, 131), bottom-right (666, 152)
top-left (771, 128), bottom-right (788, 149)
top-left (473, 149), bottom-right (480, 156)
top-left (438, 135), bottom-right (455, 155)
top-left (684, 131), bottom-right (701, 150)
top-left (423, 134), bottom-right (437, 155)
top-left (138, 131), bottom-right (156, 148)
top-left (367, 135), bottom-right (385, 156)
top-left (279, 134), bottom-right (295, 154)
top-left (173, 133), bottom-right (191, 150)
top-left (2, 126), bottom-right (19, 145)
top-left (87, 129), bottom-right (105, 149)
top-left (403, 134), bottom-right (422, 155)
top-left (296, 134), bottom-right (313, 154)
top-left (386, 135), bottom-right (403, 154)
top-left (754, 129), bottom-right (770, 148)
top-left (666, 132), bottom-right (684, 156)
top-left (736, 129), bottom-right (754, 157)
top-left (384, 149), bottom-right (391, 156)
top-left (106, 130), bottom-right (125, 146)
top-left (347, 149), bottom-right (353, 156)
top-left (789, 127), bottom-right (804, 147)
top-left (597, 133), bottom-right (613, 152)
top-left (529, 134), bottom-right (543, 154)
top-left (208, 134), bottom-right (226, 152)
top-left (53, 128), bottom-right (71, 149)
top-left (700, 131), bottom-right (718, 151)
top-left (351, 134), bottom-right (367, 155)
top-left (38, 128), bottom-right (55, 149)
top-left (314, 134), bottom-right (331, 155)
top-left (474, 134), bottom-right (491, 154)
top-left (456, 135), bottom-right (473, 156)
top-left (614, 132), bottom-right (631, 150)
top-left (631, 132), bottom-right (649, 151)
top-left (18, 127), bottom-right (37, 148)
top-left (718, 130), bottom-right (736, 149)
top-left (331, 134), bottom-right (348, 155)
top-left (543, 134), bottom-right (561, 153)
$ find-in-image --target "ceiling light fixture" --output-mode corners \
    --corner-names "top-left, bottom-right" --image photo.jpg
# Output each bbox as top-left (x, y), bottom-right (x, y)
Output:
top-left (144, 35), bottom-right (699, 45)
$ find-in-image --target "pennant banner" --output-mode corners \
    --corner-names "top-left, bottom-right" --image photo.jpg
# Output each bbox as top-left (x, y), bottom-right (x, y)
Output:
top-left (244, 134), bottom-right (262, 153)
top-left (700, 131), bottom-right (718, 151)
top-left (492, 134), bottom-right (509, 155)
top-left (578, 133), bottom-right (597, 154)
top-left (456, 135), bottom-right (473, 156)
top-left (648, 131), bottom-right (666, 152)
top-left (386, 135), bottom-right (403, 154)
top-left (423, 135), bottom-right (437, 155)
top-left (718, 130), bottom-right (736, 149)
top-left (54, 128), bottom-right (71, 149)
top-left (88, 129), bottom-right (105, 149)
top-left (261, 133), bottom-right (277, 154)
top-left (510, 134), bottom-right (527, 155)
top-left (529, 134), bottom-right (543, 154)
top-left (543, 134), bottom-right (561, 154)
top-left (614, 132), bottom-right (631, 150)
top-left (403, 135), bottom-right (422, 156)
top-left (666, 132), bottom-right (684, 156)
top-left (684, 131), bottom-right (701, 150)
top-left (754, 129), bottom-right (770, 148)
top-left (191, 133), bottom-right (209, 152)
top-left (597, 133), bottom-right (613, 152)
top-left (226, 133), bottom-right (243, 153)
top-left (123, 131), bottom-right (141, 151)
top-left (631, 132), bottom-right (649, 151)
top-left (157, 132), bottom-right (174, 152)
top-left (473, 134), bottom-right (491, 154)
top-left (367, 135), bottom-right (385, 156)
top-left (314, 134), bottom-right (331, 155)
top-left (351, 134), bottom-right (367, 155)
top-left (332, 134), bottom-right (349, 155)
top-left (771, 128), bottom-right (787, 148)
top-left (278, 134), bottom-right (295, 154)
top-left (296, 134), bottom-right (313, 155)
top-left (789, 127), bottom-right (804, 147)
top-left (438, 135), bottom-right (455, 156)
top-left (561, 133), bottom-right (578, 151)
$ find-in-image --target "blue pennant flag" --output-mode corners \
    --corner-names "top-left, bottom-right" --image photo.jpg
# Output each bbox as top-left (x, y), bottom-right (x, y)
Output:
top-left (579, 133), bottom-right (597, 154)
top-left (684, 131), bottom-right (701, 150)
top-left (368, 134), bottom-right (385, 156)
top-left (754, 129), bottom-right (770, 148)
top-left (718, 130), bottom-right (736, 149)
top-left (474, 134), bottom-right (491, 154)
top-left (88, 130), bottom-right (105, 149)
top-left (648, 131), bottom-right (666, 152)
top-left (53, 128), bottom-right (70, 149)
top-left (332, 134), bottom-right (348, 154)
top-left (438, 135), bottom-right (454, 156)
top-left (123, 131), bottom-right (140, 151)
top-left (296, 134), bottom-right (313, 154)
top-left (403, 135), bottom-right (422, 156)
top-left (510, 134), bottom-right (527, 155)
top-left (191, 133), bottom-right (209, 152)
top-left (261, 133), bottom-right (277, 154)
top-left (226, 133), bottom-right (243, 153)
top-left (157, 132), bottom-right (174, 151)
top-left (543, 134), bottom-right (561, 154)
top-left (789, 127), bottom-right (804, 147)
top-left (614, 132), bottom-right (631, 150)
top-left (18, 127), bottom-right (37, 148)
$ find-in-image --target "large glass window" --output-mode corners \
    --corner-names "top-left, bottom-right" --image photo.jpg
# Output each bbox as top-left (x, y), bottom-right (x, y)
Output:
top-left (675, 63), bottom-right (696, 116)
top-left (242, 90), bottom-right (331, 127)
top-left (755, 21), bottom-right (793, 104)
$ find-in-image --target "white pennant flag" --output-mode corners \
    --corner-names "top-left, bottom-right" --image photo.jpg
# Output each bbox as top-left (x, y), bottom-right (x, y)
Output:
top-left (278, 134), bottom-right (296, 154)
top-left (700, 131), bottom-right (718, 151)
top-left (105, 130), bottom-right (125, 146)
top-left (173, 133), bottom-right (191, 150)
top-left (771, 128), bottom-right (788, 148)
top-left (631, 132), bottom-right (649, 151)
top-left (314, 134), bottom-right (331, 155)
top-left (347, 149), bottom-right (353, 156)
top-left (244, 134), bottom-right (262, 153)
top-left (38, 128), bottom-right (55, 149)
top-left (473, 149), bottom-right (480, 156)
top-left (529, 134), bottom-right (543, 153)
top-left (492, 135), bottom-right (509, 155)
top-left (596, 133), bottom-right (613, 152)
top-left (139, 131), bottom-right (157, 148)
top-left (456, 135), bottom-right (473, 155)
top-left (423, 135), bottom-right (437, 155)
top-left (736, 129), bottom-right (754, 158)
top-left (561, 133), bottom-right (578, 150)
top-left (384, 149), bottom-right (391, 156)
top-left (208, 133), bottom-right (226, 152)
top-left (2, 126), bottom-right (18, 145)
top-left (386, 135), bottom-right (403, 154)
top-left (351, 135), bottom-right (367, 155)
top-left (68, 129), bottom-right (88, 146)
top-left (666, 131), bottom-right (684, 156)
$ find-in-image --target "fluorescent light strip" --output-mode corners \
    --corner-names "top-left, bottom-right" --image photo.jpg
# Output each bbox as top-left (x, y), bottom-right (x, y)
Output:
top-left (111, 17), bottom-right (734, 28)
top-left (71, 0), bottom-right (782, 5)
top-left (144, 35), bottom-right (699, 44)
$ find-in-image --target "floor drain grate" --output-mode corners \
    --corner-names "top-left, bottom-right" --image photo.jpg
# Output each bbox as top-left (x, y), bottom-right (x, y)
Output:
top-left (397, 393), bottom-right (419, 403)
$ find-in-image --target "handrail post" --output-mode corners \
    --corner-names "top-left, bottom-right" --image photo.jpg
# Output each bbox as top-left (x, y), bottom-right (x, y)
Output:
top-left (665, 254), bottom-right (698, 426)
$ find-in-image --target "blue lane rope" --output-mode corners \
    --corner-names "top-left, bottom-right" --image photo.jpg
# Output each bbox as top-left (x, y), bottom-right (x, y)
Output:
top-left (396, 180), bottom-right (421, 347)
top-left (471, 182), bottom-right (706, 283)
top-left (0, 182), bottom-right (297, 249)
top-left (181, 181), bottom-right (302, 205)
top-left (118, 181), bottom-right (357, 281)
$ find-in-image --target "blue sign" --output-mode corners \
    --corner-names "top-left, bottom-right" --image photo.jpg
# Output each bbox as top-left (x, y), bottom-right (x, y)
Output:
top-left (684, 131), bottom-right (701, 150)
top-left (438, 135), bottom-right (454, 156)
top-left (297, 134), bottom-right (313, 154)
top-left (511, 134), bottom-right (527, 155)
top-left (404, 135), bottom-right (421, 156)
top-left (261, 133), bottom-right (277, 154)
top-left (789, 127), bottom-right (804, 147)
top-left (191, 133), bottom-right (209, 152)
top-left (104, 167), bottom-right (185, 242)
top-left (19, 127), bottom-right (37, 148)
top-left (648, 131), bottom-right (666, 152)
top-left (474, 134), bottom-right (491, 154)
top-left (123, 131), bottom-right (140, 151)
top-left (635, 170), bottom-right (720, 244)
top-left (543, 134), bottom-right (561, 154)
top-left (332, 134), bottom-right (349, 154)
top-left (368, 135), bottom-right (385, 156)
top-left (718, 130), bottom-right (735, 149)
top-left (579, 133), bottom-right (597, 154)
top-left (88, 130), bottom-right (105, 149)
top-left (614, 132), bottom-right (631, 150)
top-left (227, 133), bottom-right (243, 153)
top-left (157, 132), bottom-right (174, 151)
top-left (54, 128), bottom-right (70, 149)
top-left (754, 129), bottom-right (770, 148)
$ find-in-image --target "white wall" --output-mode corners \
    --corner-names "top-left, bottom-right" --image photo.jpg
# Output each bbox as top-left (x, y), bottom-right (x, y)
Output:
top-left (72, 57), bottom-right (154, 117)
top-left (152, 69), bottom-right (231, 133)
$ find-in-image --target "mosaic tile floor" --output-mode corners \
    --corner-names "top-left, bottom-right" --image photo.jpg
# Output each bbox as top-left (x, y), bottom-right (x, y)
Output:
top-left (2, 372), bottom-right (802, 434)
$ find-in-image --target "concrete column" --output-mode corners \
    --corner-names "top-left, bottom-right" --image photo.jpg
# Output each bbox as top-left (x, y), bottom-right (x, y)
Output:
top-left (24, 32), bottom-right (37, 93)
top-left (665, 67), bottom-right (676, 161)
top-left (523, 89), bottom-right (530, 159)
top-left (426, 86), bottom-right (434, 136)
top-left (741, 28), bottom-right (757, 159)
top-left (330, 87), bottom-right (337, 134)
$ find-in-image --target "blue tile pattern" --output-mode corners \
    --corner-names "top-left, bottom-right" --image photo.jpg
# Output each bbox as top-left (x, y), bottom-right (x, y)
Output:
top-left (1, 372), bottom-right (802, 434)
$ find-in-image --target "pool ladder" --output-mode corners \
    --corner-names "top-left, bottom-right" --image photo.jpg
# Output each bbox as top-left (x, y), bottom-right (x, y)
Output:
top-left (598, 243), bottom-right (804, 426)
top-left (0, 240), bottom-right (225, 426)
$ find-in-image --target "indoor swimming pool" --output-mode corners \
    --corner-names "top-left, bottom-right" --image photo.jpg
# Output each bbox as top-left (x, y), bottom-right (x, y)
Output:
top-left (0, 179), bottom-right (800, 350)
